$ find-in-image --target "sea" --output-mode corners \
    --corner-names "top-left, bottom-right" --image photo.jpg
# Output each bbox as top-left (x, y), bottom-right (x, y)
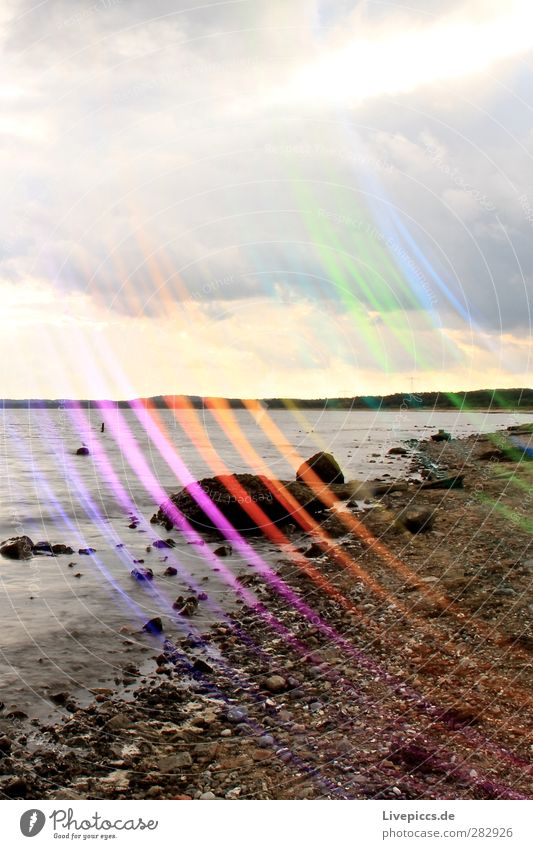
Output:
top-left (0, 406), bottom-right (530, 717)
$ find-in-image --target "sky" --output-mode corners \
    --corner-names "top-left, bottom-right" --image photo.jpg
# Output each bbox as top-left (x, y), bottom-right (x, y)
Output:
top-left (0, 0), bottom-right (532, 399)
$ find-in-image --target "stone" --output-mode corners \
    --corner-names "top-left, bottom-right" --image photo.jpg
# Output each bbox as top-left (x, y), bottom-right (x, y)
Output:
top-left (397, 509), bottom-right (435, 534)
top-left (214, 545), bottom-right (232, 557)
top-left (131, 568), bottom-right (153, 581)
top-left (49, 692), bottom-right (69, 705)
top-left (172, 596), bottom-right (198, 617)
top-left (76, 446), bottom-right (90, 456)
top-left (226, 707), bottom-right (247, 724)
top-left (164, 566), bottom-right (178, 576)
top-left (0, 536), bottom-right (34, 560)
top-left (478, 448), bottom-right (511, 462)
top-left (157, 474), bottom-right (328, 535)
top-left (296, 452), bottom-right (344, 485)
top-left (32, 541), bottom-right (53, 554)
top-left (153, 539), bottom-right (175, 549)
top-left (51, 544), bottom-right (75, 555)
top-left (159, 752), bottom-right (193, 771)
top-left (430, 430), bottom-right (451, 442)
top-left (387, 446), bottom-right (408, 456)
top-left (105, 713), bottom-right (131, 731)
top-left (78, 547), bottom-right (96, 555)
top-left (199, 791), bottom-right (217, 800)
top-left (191, 658), bottom-right (214, 675)
top-left (100, 770), bottom-right (130, 790)
top-left (304, 543), bottom-right (325, 559)
top-left (143, 617), bottom-right (164, 634)
top-left (263, 675), bottom-right (287, 693)
top-left (420, 475), bottom-right (464, 490)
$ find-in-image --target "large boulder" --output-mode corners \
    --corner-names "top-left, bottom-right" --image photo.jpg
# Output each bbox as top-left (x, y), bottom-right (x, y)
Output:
top-left (0, 536), bottom-right (34, 560)
top-left (296, 452), bottom-right (344, 485)
top-left (157, 473), bottom-right (328, 535)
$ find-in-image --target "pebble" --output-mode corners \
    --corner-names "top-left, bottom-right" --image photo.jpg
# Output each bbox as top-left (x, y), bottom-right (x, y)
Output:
top-left (226, 707), bottom-right (248, 724)
top-left (264, 675), bottom-right (286, 693)
top-left (199, 791), bottom-right (217, 800)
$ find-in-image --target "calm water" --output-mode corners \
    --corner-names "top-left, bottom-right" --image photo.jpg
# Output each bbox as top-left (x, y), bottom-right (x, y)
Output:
top-left (0, 407), bottom-right (529, 716)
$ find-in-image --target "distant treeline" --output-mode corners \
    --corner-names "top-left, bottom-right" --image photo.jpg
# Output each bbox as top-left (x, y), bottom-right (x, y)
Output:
top-left (1, 388), bottom-right (532, 410)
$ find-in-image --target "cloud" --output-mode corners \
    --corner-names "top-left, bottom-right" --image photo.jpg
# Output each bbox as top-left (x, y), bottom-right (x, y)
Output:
top-left (0, 0), bottom-right (531, 395)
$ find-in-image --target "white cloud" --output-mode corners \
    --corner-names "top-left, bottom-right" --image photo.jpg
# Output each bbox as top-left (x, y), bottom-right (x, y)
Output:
top-left (0, 0), bottom-right (531, 396)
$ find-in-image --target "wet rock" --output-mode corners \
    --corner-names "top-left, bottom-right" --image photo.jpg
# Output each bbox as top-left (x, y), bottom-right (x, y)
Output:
top-left (158, 474), bottom-right (327, 535)
top-left (143, 617), bottom-right (164, 635)
top-left (164, 566), bottom-right (178, 576)
top-left (0, 536), bottom-right (34, 560)
top-left (32, 541), bottom-right (53, 554)
top-left (51, 543), bottom-right (75, 555)
top-left (214, 545), bottom-right (232, 557)
top-left (131, 568), bottom-right (153, 581)
top-left (153, 539), bottom-right (175, 549)
top-left (296, 452), bottom-right (344, 485)
top-left (50, 692), bottom-right (69, 706)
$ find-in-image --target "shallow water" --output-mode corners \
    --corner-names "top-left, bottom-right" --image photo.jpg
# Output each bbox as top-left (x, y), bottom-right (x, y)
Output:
top-left (0, 406), bottom-right (529, 717)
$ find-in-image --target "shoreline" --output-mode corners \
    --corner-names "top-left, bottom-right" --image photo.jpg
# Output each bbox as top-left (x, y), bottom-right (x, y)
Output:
top-left (1, 426), bottom-right (532, 800)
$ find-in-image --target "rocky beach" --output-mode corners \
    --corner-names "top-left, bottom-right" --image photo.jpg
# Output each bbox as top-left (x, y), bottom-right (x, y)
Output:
top-left (0, 424), bottom-right (532, 801)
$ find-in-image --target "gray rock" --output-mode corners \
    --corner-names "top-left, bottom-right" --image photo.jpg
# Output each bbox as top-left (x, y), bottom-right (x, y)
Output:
top-left (226, 707), bottom-right (247, 724)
